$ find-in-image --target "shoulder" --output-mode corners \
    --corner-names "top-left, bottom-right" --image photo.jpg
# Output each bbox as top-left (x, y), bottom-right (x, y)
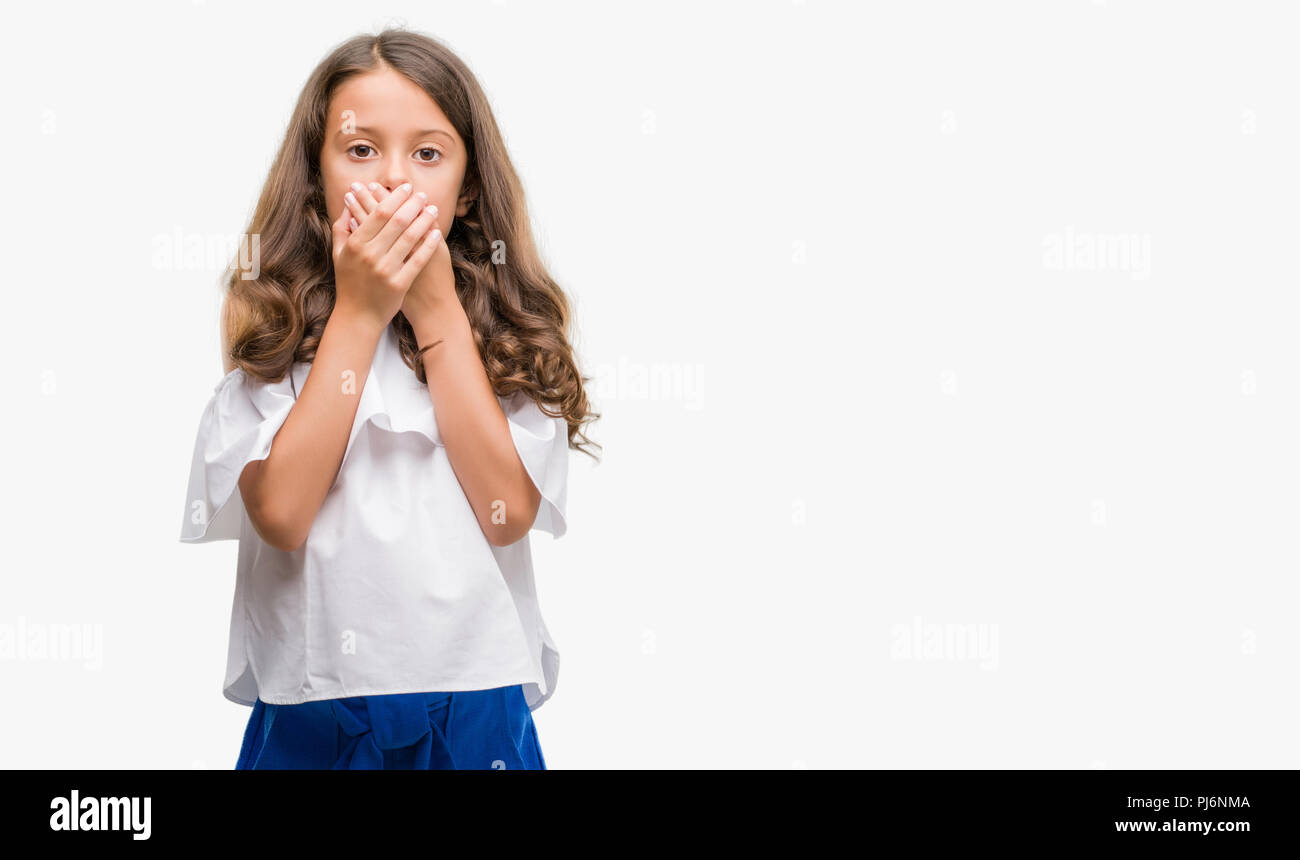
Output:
top-left (501, 390), bottom-right (564, 424)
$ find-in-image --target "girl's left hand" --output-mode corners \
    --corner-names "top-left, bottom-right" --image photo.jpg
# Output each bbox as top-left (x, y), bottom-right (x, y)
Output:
top-left (343, 182), bottom-right (455, 325)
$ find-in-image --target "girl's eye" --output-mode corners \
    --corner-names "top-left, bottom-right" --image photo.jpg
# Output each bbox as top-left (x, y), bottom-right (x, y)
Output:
top-left (347, 144), bottom-right (441, 163)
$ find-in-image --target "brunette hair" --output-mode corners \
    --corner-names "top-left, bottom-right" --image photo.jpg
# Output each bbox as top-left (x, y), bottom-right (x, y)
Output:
top-left (222, 27), bottom-right (599, 460)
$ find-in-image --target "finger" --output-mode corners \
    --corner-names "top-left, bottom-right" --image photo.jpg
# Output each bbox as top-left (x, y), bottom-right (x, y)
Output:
top-left (344, 189), bottom-right (367, 225)
top-left (371, 185), bottom-right (429, 258)
top-left (353, 181), bottom-right (382, 214)
top-left (396, 224), bottom-right (444, 288)
top-left (330, 202), bottom-right (351, 259)
top-left (402, 206), bottom-right (443, 264)
top-left (353, 182), bottom-right (413, 244)
top-left (381, 201), bottom-right (440, 271)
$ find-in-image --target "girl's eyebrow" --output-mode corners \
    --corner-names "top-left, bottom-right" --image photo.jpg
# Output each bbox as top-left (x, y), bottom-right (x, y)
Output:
top-left (340, 125), bottom-right (453, 143)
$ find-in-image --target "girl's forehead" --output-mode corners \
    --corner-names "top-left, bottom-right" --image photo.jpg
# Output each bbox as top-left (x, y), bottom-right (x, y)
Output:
top-left (330, 70), bottom-right (456, 138)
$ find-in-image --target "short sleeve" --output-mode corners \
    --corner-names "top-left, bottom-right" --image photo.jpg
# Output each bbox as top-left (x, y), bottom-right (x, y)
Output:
top-left (500, 391), bottom-right (570, 539)
top-left (179, 368), bottom-right (298, 543)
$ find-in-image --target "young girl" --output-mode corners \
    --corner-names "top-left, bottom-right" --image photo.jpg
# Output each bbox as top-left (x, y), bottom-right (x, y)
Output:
top-left (178, 28), bottom-right (599, 770)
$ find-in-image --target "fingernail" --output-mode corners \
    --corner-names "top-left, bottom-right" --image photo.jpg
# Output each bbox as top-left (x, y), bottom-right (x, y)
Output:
top-left (349, 181), bottom-right (363, 193)
top-left (399, 183), bottom-right (411, 193)
top-left (368, 182), bottom-right (380, 191)
top-left (416, 191), bottom-right (427, 201)
top-left (425, 205), bottom-right (437, 215)
top-left (345, 191), bottom-right (356, 206)
top-left (350, 217), bottom-right (359, 230)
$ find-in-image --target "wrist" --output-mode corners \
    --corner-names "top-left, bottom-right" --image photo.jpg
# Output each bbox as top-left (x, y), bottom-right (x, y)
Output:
top-left (410, 296), bottom-right (472, 351)
top-left (327, 300), bottom-right (390, 343)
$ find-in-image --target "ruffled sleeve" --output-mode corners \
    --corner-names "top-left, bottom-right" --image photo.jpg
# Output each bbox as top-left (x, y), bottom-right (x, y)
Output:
top-left (179, 367), bottom-right (299, 543)
top-left (500, 391), bottom-right (570, 539)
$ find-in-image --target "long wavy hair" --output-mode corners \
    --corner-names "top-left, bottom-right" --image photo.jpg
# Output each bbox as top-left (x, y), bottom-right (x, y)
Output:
top-left (222, 27), bottom-right (599, 461)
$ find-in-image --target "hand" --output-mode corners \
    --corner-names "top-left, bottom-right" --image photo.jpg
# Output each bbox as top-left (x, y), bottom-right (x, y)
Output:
top-left (331, 182), bottom-right (442, 332)
top-left (343, 183), bottom-right (454, 329)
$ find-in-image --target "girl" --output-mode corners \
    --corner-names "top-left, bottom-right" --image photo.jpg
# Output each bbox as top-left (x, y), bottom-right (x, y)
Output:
top-left (179, 28), bottom-right (599, 770)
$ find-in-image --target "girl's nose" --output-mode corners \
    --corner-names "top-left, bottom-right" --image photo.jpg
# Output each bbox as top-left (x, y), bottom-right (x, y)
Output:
top-left (381, 165), bottom-right (409, 193)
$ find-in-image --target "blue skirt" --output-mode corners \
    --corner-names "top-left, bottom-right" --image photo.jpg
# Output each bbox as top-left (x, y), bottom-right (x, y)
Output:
top-left (235, 684), bottom-right (546, 770)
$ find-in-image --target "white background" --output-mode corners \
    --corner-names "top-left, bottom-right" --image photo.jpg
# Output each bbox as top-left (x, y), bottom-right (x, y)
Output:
top-left (1, 0), bottom-right (1296, 768)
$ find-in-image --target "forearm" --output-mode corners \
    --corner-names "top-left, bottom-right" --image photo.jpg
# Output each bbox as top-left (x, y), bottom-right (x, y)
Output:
top-left (412, 298), bottom-right (540, 546)
top-left (239, 308), bottom-right (385, 551)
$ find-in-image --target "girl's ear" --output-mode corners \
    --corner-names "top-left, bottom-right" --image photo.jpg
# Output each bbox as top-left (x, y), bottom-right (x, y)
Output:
top-left (455, 171), bottom-right (479, 218)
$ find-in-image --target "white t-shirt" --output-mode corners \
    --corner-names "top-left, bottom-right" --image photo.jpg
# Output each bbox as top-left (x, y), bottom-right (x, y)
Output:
top-left (178, 322), bottom-right (567, 711)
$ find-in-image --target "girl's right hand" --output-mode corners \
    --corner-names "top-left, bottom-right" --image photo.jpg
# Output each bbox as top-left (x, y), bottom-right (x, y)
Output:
top-left (330, 182), bottom-right (442, 331)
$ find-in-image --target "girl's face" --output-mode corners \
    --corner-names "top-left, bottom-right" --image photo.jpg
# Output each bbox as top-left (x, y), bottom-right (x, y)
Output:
top-left (319, 67), bottom-right (472, 239)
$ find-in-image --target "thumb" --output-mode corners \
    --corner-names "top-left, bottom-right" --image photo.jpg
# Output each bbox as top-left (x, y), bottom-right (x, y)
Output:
top-left (330, 206), bottom-right (350, 260)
